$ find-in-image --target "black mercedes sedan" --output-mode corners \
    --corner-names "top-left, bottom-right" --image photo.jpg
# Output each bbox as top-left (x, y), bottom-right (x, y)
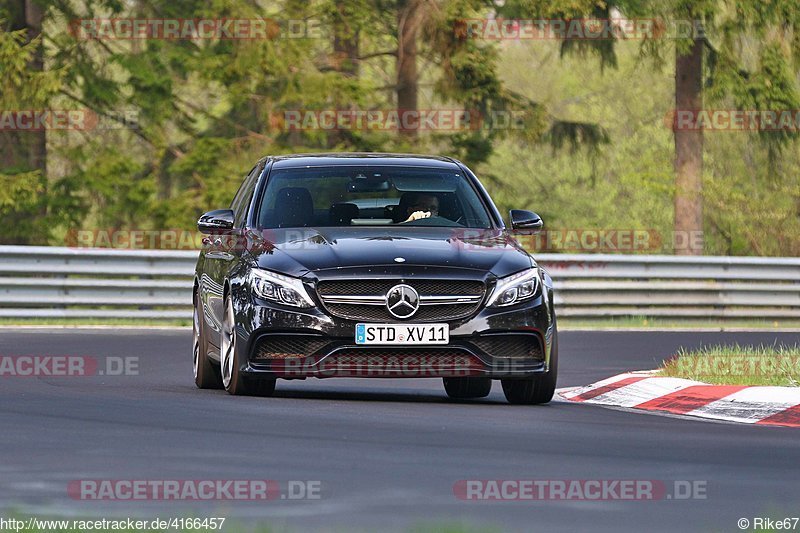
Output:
top-left (193, 153), bottom-right (557, 404)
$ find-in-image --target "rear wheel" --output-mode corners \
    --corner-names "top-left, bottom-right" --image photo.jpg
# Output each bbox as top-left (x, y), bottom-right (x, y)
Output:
top-left (220, 292), bottom-right (276, 397)
top-left (501, 328), bottom-right (559, 405)
top-left (193, 291), bottom-right (222, 389)
top-left (443, 377), bottom-right (492, 399)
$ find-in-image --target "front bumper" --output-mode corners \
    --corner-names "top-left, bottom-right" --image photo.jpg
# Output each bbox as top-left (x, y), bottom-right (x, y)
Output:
top-left (234, 290), bottom-right (555, 380)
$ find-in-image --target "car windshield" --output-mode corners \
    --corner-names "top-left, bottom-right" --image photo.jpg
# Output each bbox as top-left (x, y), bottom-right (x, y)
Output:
top-left (256, 166), bottom-right (493, 229)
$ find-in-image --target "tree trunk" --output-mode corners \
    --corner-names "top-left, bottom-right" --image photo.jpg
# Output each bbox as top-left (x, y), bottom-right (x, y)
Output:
top-left (333, 12), bottom-right (359, 78)
top-left (327, 2), bottom-right (359, 148)
top-left (673, 38), bottom-right (703, 255)
top-left (27, 0), bottom-right (47, 245)
top-left (396, 0), bottom-right (421, 137)
top-left (4, 1), bottom-right (44, 172)
top-left (1, 0), bottom-right (47, 245)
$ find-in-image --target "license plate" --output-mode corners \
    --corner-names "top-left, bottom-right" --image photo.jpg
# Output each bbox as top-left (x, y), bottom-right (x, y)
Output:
top-left (355, 323), bottom-right (449, 345)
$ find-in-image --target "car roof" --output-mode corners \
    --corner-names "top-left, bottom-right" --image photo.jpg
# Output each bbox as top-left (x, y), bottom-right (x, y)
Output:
top-left (269, 152), bottom-right (462, 170)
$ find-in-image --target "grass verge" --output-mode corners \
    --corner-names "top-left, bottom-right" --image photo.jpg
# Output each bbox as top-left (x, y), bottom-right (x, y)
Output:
top-left (658, 343), bottom-right (800, 386)
top-left (560, 317), bottom-right (800, 330)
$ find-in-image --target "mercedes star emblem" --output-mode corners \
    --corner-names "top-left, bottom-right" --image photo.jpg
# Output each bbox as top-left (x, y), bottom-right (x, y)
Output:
top-left (385, 284), bottom-right (419, 319)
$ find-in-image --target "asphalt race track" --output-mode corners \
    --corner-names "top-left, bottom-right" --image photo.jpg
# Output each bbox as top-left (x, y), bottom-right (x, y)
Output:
top-left (1, 329), bottom-right (798, 532)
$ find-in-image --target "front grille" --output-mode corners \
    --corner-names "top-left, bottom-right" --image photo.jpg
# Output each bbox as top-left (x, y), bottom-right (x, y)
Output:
top-left (324, 303), bottom-right (478, 322)
top-left (318, 279), bottom-right (484, 297)
top-left (317, 279), bottom-right (486, 323)
top-left (470, 335), bottom-right (543, 360)
top-left (252, 335), bottom-right (330, 360)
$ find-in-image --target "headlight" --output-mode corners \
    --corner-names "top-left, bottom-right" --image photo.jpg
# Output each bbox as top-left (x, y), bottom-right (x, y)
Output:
top-left (486, 268), bottom-right (541, 307)
top-left (249, 269), bottom-right (315, 308)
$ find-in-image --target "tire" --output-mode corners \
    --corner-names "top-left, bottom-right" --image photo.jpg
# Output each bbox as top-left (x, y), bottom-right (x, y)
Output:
top-left (193, 290), bottom-right (222, 389)
top-left (443, 377), bottom-right (492, 399)
top-left (501, 327), bottom-right (559, 405)
top-left (220, 291), bottom-right (276, 397)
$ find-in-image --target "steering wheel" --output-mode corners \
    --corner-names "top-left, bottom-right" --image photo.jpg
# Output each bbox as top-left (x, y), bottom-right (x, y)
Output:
top-left (400, 215), bottom-right (463, 227)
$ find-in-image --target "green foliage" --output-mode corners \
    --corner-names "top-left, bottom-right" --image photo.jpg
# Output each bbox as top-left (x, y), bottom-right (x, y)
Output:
top-left (490, 38), bottom-right (800, 256)
top-left (0, 1), bottom-right (799, 254)
top-left (0, 30), bottom-right (60, 106)
top-left (0, 22), bottom-right (62, 244)
top-left (0, 171), bottom-right (43, 211)
top-left (659, 343), bottom-right (800, 386)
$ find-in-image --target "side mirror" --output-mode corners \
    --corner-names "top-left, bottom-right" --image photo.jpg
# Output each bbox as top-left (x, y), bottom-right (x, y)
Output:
top-left (509, 209), bottom-right (543, 232)
top-left (198, 209), bottom-right (235, 234)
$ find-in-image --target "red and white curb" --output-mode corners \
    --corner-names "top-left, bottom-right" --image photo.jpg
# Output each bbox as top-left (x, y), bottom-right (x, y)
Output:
top-left (559, 371), bottom-right (800, 428)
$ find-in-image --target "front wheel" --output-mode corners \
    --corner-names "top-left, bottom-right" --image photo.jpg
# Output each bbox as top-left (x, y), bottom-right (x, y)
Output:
top-left (193, 291), bottom-right (222, 389)
top-left (220, 292), bottom-right (276, 397)
top-left (501, 328), bottom-right (558, 405)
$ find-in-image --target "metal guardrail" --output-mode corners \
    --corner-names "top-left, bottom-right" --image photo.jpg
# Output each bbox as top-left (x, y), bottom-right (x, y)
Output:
top-left (544, 255), bottom-right (800, 318)
top-left (0, 246), bottom-right (798, 320)
top-left (0, 246), bottom-right (195, 319)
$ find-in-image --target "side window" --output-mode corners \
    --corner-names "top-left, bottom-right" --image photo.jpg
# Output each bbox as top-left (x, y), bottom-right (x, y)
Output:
top-left (230, 163), bottom-right (262, 228)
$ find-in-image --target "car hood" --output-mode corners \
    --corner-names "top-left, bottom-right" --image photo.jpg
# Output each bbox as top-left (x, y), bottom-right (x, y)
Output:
top-left (245, 227), bottom-right (534, 279)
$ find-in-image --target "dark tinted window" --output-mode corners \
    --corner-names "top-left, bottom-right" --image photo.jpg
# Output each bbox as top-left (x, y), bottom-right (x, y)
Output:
top-left (230, 163), bottom-right (262, 228)
top-left (256, 166), bottom-right (492, 229)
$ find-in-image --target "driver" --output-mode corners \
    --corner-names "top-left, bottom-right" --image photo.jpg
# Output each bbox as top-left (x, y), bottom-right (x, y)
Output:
top-left (403, 193), bottom-right (440, 223)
